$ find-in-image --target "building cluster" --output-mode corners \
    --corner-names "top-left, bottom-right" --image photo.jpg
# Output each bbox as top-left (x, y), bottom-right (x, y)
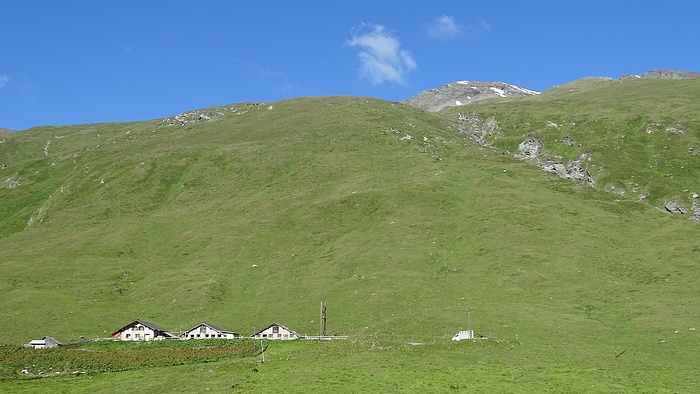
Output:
top-left (23, 319), bottom-right (304, 349)
top-left (110, 319), bottom-right (301, 342)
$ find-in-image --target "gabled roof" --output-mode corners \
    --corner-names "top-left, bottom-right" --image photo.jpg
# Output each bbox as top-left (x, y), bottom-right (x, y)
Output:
top-left (182, 322), bottom-right (239, 335)
top-left (251, 322), bottom-right (300, 337)
top-left (43, 336), bottom-right (64, 346)
top-left (25, 336), bottom-right (63, 347)
top-left (112, 319), bottom-right (176, 338)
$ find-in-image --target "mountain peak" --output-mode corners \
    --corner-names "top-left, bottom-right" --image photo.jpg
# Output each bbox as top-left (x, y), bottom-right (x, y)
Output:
top-left (619, 69), bottom-right (700, 80)
top-left (403, 80), bottom-right (540, 112)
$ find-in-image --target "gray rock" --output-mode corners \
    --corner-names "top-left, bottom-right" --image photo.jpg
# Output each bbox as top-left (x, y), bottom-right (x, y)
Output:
top-left (403, 81), bottom-right (539, 112)
top-left (619, 69), bottom-right (700, 80)
top-left (663, 199), bottom-right (688, 214)
top-left (537, 152), bottom-right (595, 187)
top-left (517, 138), bottom-right (543, 159)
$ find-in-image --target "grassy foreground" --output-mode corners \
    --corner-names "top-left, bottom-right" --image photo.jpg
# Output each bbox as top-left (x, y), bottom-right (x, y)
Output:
top-left (3, 339), bottom-right (699, 393)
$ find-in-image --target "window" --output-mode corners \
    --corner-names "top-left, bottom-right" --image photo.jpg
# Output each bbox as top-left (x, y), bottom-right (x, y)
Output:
top-left (205, 334), bottom-right (209, 338)
top-left (200, 326), bottom-right (206, 334)
top-left (272, 326), bottom-right (279, 334)
top-left (126, 334), bottom-right (131, 339)
top-left (190, 335), bottom-right (194, 338)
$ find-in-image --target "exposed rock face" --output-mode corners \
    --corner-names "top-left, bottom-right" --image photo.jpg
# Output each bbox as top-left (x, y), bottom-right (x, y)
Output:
top-left (516, 138), bottom-right (542, 159)
top-left (454, 112), bottom-right (501, 147)
top-left (538, 152), bottom-right (595, 187)
top-left (664, 199), bottom-right (688, 214)
top-left (514, 137), bottom-right (595, 187)
top-left (619, 69), bottom-right (700, 80)
top-left (161, 103), bottom-right (267, 126)
top-left (403, 81), bottom-right (540, 112)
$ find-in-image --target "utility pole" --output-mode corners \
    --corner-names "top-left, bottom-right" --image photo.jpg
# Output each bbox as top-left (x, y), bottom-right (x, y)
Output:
top-left (260, 340), bottom-right (265, 363)
top-left (320, 301), bottom-right (327, 338)
top-left (467, 307), bottom-right (472, 330)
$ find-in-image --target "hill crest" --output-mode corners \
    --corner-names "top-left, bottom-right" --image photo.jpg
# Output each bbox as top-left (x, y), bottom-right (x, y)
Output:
top-left (402, 81), bottom-right (540, 112)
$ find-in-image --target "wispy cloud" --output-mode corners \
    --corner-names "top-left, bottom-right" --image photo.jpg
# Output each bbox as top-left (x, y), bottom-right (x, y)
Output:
top-left (0, 74), bottom-right (10, 88)
top-left (480, 20), bottom-right (491, 32)
top-left (427, 15), bottom-right (461, 40)
top-left (346, 23), bottom-right (416, 85)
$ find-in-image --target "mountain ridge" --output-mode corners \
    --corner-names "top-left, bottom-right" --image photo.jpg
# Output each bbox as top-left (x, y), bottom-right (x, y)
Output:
top-left (403, 69), bottom-right (700, 112)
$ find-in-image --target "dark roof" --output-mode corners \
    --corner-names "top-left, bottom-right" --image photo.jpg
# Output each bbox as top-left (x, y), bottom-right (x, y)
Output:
top-left (251, 322), bottom-right (299, 337)
top-left (112, 319), bottom-right (176, 338)
top-left (181, 322), bottom-right (239, 335)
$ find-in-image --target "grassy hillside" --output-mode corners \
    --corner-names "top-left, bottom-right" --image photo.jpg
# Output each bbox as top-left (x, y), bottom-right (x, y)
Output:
top-left (1, 89), bottom-right (700, 392)
top-left (442, 77), bottom-right (700, 209)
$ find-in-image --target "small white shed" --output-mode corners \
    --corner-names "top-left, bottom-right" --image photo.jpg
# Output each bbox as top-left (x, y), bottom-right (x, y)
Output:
top-left (451, 330), bottom-right (474, 341)
top-left (23, 336), bottom-right (64, 349)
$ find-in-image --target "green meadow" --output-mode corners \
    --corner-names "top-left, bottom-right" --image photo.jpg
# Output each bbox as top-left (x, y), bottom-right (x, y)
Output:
top-left (1, 78), bottom-right (699, 392)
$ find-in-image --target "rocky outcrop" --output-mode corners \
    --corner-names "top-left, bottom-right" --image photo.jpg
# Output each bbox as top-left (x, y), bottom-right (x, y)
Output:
top-left (537, 153), bottom-right (595, 187)
top-left (404, 81), bottom-right (539, 112)
top-left (619, 69), bottom-right (700, 80)
top-left (664, 199), bottom-right (688, 214)
top-left (454, 112), bottom-right (501, 147)
top-left (161, 103), bottom-right (267, 126)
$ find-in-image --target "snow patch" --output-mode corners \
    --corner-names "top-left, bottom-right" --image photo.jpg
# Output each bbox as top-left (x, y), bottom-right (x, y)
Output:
top-left (490, 87), bottom-right (506, 97)
top-left (505, 83), bottom-right (541, 95)
top-left (455, 100), bottom-right (462, 105)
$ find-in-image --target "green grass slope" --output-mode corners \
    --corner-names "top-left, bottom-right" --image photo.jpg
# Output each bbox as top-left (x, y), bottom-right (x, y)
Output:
top-left (1, 93), bottom-right (700, 391)
top-left (441, 77), bottom-right (700, 210)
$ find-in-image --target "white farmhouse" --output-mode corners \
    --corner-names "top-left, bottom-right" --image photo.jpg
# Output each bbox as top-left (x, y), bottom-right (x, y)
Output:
top-left (251, 323), bottom-right (300, 340)
top-left (111, 319), bottom-right (176, 341)
top-left (180, 322), bottom-right (240, 339)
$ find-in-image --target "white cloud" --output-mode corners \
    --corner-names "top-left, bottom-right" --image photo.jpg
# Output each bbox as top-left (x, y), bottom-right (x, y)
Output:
top-left (427, 15), bottom-right (461, 40)
top-left (346, 24), bottom-right (416, 85)
top-left (0, 74), bottom-right (10, 88)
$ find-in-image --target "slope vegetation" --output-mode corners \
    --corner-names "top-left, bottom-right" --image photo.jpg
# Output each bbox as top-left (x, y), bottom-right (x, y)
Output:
top-left (1, 92), bottom-right (699, 391)
top-left (439, 77), bottom-right (700, 214)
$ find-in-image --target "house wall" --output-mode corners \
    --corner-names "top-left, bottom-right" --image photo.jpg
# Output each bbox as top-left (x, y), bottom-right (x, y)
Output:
top-left (116, 324), bottom-right (158, 341)
top-left (182, 325), bottom-right (238, 339)
top-left (25, 340), bottom-right (46, 349)
top-left (253, 325), bottom-right (299, 340)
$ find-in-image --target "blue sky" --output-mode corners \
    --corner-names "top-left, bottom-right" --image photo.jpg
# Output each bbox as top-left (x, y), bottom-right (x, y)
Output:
top-left (1, 0), bottom-right (699, 130)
